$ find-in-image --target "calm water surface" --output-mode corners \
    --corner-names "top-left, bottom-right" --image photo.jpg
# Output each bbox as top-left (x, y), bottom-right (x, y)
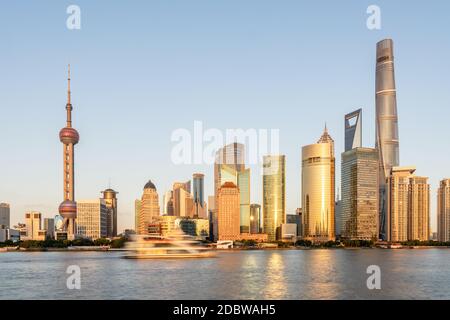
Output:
top-left (1, 249), bottom-right (449, 299)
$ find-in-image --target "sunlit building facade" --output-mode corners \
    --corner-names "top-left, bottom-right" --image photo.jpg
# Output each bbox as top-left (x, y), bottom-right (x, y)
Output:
top-left (302, 128), bottom-right (335, 242)
top-left (387, 167), bottom-right (413, 242)
top-left (217, 182), bottom-right (241, 241)
top-left (408, 176), bottom-right (430, 241)
top-left (250, 204), bottom-right (262, 234)
top-left (387, 167), bottom-right (430, 242)
top-left (263, 155), bottom-right (286, 241)
top-left (101, 188), bottom-right (118, 237)
top-left (341, 147), bottom-right (379, 240)
top-left (76, 199), bottom-right (108, 240)
top-left (137, 180), bottom-right (160, 235)
top-left (375, 39), bottom-right (400, 240)
top-left (438, 179), bottom-right (450, 242)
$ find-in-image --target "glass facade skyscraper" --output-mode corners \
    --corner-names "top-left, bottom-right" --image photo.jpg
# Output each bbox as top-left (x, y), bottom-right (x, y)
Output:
top-left (375, 39), bottom-right (400, 240)
top-left (341, 147), bottom-right (379, 240)
top-left (263, 155), bottom-right (286, 241)
top-left (302, 127), bottom-right (335, 242)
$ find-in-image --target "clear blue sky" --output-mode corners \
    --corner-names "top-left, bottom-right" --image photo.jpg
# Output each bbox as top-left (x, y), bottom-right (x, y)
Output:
top-left (1, 1), bottom-right (449, 232)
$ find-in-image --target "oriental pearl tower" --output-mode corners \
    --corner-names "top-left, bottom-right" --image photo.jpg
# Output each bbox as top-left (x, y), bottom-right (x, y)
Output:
top-left (58, 65), bottom-right (79, 239)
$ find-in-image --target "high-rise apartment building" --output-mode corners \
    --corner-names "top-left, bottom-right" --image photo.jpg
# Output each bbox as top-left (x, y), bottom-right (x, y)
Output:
top-left (137, 181), bottom-right (160, 234)
top-left (217, 182), bottom-right (241, 241)
top-left (302, 127), bottom-right (335, 242)
top-left (263, 155), bottom-right (286, 241)
top-left (341, 147), bottom-right (379, 240)
top-left (438, 179), bottom-right (450, 242)
top-left (0, 203), bottom-right (10, 228)
top-left (408, 176), bottom-right (430, 241)
top-left (375, 39), bottom-right (400, 240)
top-left (387, 167), bottom-right (430, 242)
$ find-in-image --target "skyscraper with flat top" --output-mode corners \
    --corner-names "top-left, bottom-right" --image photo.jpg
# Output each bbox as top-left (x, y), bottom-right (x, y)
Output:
top-left (217, 182), bottom-right (241, 241)
top-left (263, 155), bottom-right (286, 241)
top-left (302, 127), bottom-right (335, 242)
top-left (341, 148), bottom-right (379, 240)
top-left (0, 203), bottom-right (10, 228)
top-left (438, 179), bottom-right (450, 242)
top-left (375, 39), bottom-right (400, 240)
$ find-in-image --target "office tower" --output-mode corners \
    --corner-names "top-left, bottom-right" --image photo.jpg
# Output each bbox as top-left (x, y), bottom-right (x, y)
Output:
top-left (375, 39), bottom-right (400, 240)
top-left (43, 218), bottom-right (55, 239)
top-left (296, 208), bottom-right (303, 238)
top-left (214, 143), bottom-right (250, 232)
top-left (101, 188), bottom-right (118, 237)
top-left (193, 173), bottom-right (207, 218)
top-left (208, 195), bottom-right (217, 241)
top-left (345, 109), bottom-right (362, 152)
top-left (263, 155), bottom-right (286, 241)
top-left (0, 203), bottom-right (10, 228)
top-left (173, 181), bottom-right (192, 217)
top-left (250, 204), bottom-right (261, 234)
top-left (341, 148), bottom-right (379, 240)
top-left (408, 176), bottom-right (430, 241)
top-left (25, 212), bottom-right (42, 240)
top-left (134, 199), bottom-right (141, 232)
top-left (438, 179), bottom-right (450, 242)
top-left (137, 180), bottom-right (160, 234)
top-left (302, 127), bottom-right (335, 242)
top-left (76, 199), bottom-right (108, 240)
top-left (217, 182), bottom-right (241, 241)
top-left (58, 65), bottom-right (79, 239)
top-left (335, 197), bottom-right (342, 238)
top-left (163, 190), bottom-right (174, 216)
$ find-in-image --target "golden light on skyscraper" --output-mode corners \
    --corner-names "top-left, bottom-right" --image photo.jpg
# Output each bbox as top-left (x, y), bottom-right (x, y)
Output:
top-left (137, 180), bottom-right (160, 235)
top-left (263, 155), bottom-right (286, 242)
top-left (302, 126), bottom-right (335, 242)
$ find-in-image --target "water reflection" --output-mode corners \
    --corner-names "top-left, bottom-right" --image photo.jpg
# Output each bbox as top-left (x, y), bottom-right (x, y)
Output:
top-left (263, 252), bottom-right (286, 299)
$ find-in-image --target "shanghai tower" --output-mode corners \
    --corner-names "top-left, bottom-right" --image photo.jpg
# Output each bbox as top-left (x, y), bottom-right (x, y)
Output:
top-left (375, 39), bottom-right (400, 240)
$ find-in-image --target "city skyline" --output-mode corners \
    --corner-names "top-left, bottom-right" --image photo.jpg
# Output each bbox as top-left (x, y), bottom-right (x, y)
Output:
top-left (1, 1), bottom-right (450, 232)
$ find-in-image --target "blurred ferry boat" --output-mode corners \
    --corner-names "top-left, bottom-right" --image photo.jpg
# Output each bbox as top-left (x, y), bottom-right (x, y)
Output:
top-left (124, 230), bottom-right (215, 259)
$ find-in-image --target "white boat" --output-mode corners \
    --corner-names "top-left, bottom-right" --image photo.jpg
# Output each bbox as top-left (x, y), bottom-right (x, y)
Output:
top-left (124, 230), bottom-right (215, 259)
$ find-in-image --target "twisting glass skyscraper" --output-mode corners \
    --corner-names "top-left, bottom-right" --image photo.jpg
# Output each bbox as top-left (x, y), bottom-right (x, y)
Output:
top-left (375, 39), bottom-right (400, 240)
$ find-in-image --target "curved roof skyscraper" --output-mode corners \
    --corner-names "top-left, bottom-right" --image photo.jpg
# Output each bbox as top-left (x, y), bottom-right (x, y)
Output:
top-left (375, 39), bottom-right (400, 240)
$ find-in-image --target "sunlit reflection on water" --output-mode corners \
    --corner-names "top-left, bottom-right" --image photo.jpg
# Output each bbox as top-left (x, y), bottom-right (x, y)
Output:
top-left (1, 249), bottom-right (450, 299)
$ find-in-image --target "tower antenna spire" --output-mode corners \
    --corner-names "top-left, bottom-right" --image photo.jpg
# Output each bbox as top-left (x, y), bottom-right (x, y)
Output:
top-left (66, 64), bottom-right (72, 127)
